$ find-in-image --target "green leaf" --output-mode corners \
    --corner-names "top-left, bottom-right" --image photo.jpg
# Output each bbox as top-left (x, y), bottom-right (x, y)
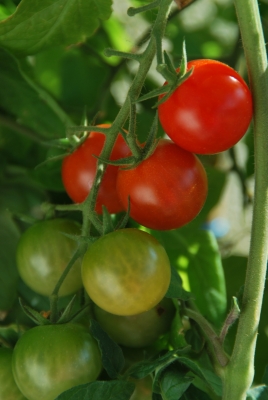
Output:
top-left (31, 147), bottom-right (66, 191)
top-left (152, 229), bottom-right (227, 327)
top-left (127, 349), bottom-right (189, 380)
top-left (154, 364), bottom-right (193, 399)
top-left (90, 319), bottom-right (125, 379)
top-left (166, 265), bottom-right (192, 301)
top-left (176, 357), bottom-right (222, 396)
top-left (169, 300), bottom-right (188, 349)
top-left (182, 384), bottom-right (212, 400)
top-left (0, 212), bottom-right (20, 311)
top-left (0, 49), bottom-right (71, 138)
top-left (263, 366), bottom-right (268, 386)
top-left (0, 171), bottom-right (48, 217)
top-left (187, 165), bottom-right (226, 229)
top-left (0, 0), bottom-right (112, 56)
top-left (247, 386), bottom-right (268, 400)
top-left (56, 380), bottom-right (135, 400)
top-left (0, 324), bottom-right (21, 347)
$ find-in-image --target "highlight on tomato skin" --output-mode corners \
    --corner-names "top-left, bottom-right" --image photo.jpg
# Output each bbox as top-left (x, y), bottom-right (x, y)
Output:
top-left (158, 59), bottom-right (253, 155)
top-left (11, 324), bottom-right (102, 400)
top-left (0, 348), bottom-right (26, 400)
top-left (82, 228), bottom-right (171, 316)
top-left (61, 124), bottom-right (130, 214)
top-left (116, 139), bottom-right (208, 231)
top-left (16, 218), bottom-right (83, 297)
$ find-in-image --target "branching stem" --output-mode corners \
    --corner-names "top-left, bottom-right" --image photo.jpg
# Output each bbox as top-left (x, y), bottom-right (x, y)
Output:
top-left (222, 1), bottom-right (268, 398)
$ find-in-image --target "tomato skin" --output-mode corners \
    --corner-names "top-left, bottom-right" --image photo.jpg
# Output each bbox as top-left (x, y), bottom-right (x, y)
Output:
top-left (129, 376), bottom-right (153, 400)
top-left (0, 348), bottom-right (27, 400)
top-left (158, 59), bottom-right (253, 154)
top-left (93, 297), bottom-right (175, 348)
top-left (16, 219), bottom-right (83, 297)
top-left (61, 124), bottom-right (130, 214)
top-left (82, 228), bottom-right (171, 316)
top-left (12, 324), bottom-right (102, 400)
top-left (116, 139), bottom-right (208, 230)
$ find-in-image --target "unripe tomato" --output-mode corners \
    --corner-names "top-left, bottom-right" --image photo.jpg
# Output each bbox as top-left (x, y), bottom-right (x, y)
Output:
top-left (129, 376), bottom-right (153, 400)
top-left (116, 139), bottom-right (208, 230)
top-left (82, 228), bottom-right (171, 316)
top-left (61, 124), bottom-right (130, 214)
top-left (12, 324), bottom-right (102, 400)
top-left (0, 347), bottom-right (27, 400)
top-left (158, 59), bottom-right (253, 154)
top-left (93, 297), bottom-right (175, 348)
top-left (16, 219), bottom-right (83, 297)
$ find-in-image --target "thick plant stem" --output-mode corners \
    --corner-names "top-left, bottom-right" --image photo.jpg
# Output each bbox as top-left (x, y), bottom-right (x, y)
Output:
top-left (222, 1), bottom-right (268, 399)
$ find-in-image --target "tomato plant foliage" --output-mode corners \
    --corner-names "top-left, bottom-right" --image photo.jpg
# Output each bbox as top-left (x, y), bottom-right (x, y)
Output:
top-left (0, 0), bottom-right (267, 400)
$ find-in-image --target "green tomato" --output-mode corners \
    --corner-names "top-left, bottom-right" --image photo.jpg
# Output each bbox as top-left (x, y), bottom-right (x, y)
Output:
top-left (129, 376), bottom-right (153, 400)
top-left (16, 219), bottom-right (83, 297)
top-left (93, 297), bottom-right (175, 348)
top-left (82, 228), bottom-right (171, 316)
top-left (12, 323), bottom-right (102, 400)
top-left (0, 347), bottom-right (27, 400)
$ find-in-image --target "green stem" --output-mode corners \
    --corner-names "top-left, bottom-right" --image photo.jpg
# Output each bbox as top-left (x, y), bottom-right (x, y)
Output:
top-left (222, 1), bottom-right (268, 399)
top-left (185, 308), bottom-right (229, 367)
top-left (50, 247), bottom-right (83, 321)
top-left (81, 0), bottom-right (173, 223)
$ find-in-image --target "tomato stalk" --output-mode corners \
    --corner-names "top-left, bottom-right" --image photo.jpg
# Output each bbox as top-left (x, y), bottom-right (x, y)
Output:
top-left (222, 0), bottom-right (268, 398)
top-left (77, 0), bottom-right (173, 235)
top-left (47, 0), bottom-right (174, 309)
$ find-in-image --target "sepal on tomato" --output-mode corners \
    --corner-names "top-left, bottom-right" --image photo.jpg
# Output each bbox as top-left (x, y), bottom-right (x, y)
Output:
top-left (18, 298), bottom-right (51, 326)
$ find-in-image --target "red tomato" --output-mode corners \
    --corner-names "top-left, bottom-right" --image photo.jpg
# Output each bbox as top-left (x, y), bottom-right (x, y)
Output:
top-left (158, 59), bottom-right (253, 154)
top-left (61, 124), bottom-right (129, 214)
top-left (116, 139), bottom-right (208, 230)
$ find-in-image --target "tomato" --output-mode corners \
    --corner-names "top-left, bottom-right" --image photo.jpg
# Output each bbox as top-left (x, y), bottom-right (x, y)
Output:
top-left (12, 323), bottom-right (102, 400)
top-left (61, 124), bottom-right (130, 214)
top-left (0, 347), bottom-right (27, 400)
top-left (16, 219), bottom-right (83, 297)
top-left (93, 297), bottom-right (175, 348)
top-left (129, 376), bottom-right (153, 400)
top-left (82, 228), bottom-right (171, 316)
top-left (158, 59), bottom-right (253, 154)
top-left (116, 139), bottom-right (208, 230)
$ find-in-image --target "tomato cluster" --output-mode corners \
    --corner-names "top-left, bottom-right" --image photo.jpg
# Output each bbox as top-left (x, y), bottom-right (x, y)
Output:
top-left (3, 59), bottom-right (253, 399)
top-left (11, 223), bottom-right (172, 398)
top-left (61, 60), bottom-right (252, 231)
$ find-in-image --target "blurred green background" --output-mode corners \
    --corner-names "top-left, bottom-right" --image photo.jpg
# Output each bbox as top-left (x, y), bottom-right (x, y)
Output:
top-left (0, 0), bottom-right (267, 385)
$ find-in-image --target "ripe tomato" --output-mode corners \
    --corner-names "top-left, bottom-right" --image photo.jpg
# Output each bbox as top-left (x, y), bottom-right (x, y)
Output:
top-left (93, 297), bottom-right (175, 348)
top-left (61, 124), bottom-right (130, 214)
top-left (158, 59), bottom-right (253, 154)
top-left (16, 219), bottom-right (83, 297)
top-left (116, 139), bottom-right (208, 230)
top-left (82, 228), bottom-right (171, 316)
top-left (0, 347), bottom-right (27, 400)
top-left (12, 323), bottom-right (102, 400)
